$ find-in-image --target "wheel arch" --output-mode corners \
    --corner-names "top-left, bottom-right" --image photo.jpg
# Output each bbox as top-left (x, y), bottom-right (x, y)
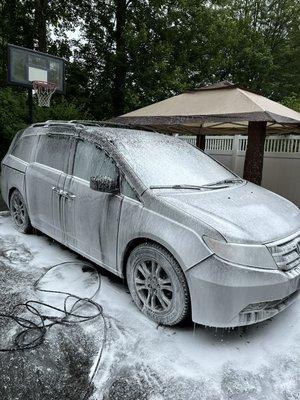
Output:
top-left (8, 186), bottom-right (18, 205)
top-left (8, 184), bottom-right (29, 209)
top-left (121, 236), bottom-right (185, 280)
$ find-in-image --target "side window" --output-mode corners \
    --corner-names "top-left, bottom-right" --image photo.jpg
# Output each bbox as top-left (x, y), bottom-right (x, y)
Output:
top-left (11, 135), bottom-right (36, 162)
top-left (121, 178), bottom-right (139, 201)
top-left (36, 134), bottom-right (70, 171)
top-left (73, 140), bottom-right (118, 181)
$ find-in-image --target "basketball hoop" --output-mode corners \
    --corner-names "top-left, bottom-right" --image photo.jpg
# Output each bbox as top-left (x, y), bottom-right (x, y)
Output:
top-left (33, 80), bottom-right (57, 107)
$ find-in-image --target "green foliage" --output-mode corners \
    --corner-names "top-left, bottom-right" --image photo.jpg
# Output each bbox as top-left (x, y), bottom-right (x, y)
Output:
top-left (0, 87), bottom-right (91, 159)
top-left (74, 0), bottom-right (300, 114)
top-left (33, 97), bottom-right (92, 122)
top-left (281, 96), bottom-right (300, 112)
top-left (0, 88), bottom-right (27, 159)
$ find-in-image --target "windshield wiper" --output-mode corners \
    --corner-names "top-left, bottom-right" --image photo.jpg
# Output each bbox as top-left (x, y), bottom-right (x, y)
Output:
top-left (150, 179), bottom-right (244, 191)
top-left (150, 184), bottom-right (225, 190)
top-left (203, 178), bottom-right (244, 187)
top-left (150, 184), bottom-right (203, 190)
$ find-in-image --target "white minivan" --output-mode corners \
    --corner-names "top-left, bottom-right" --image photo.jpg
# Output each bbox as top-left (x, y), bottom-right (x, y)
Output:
top-left (1, 120), bottom-right (300, 327)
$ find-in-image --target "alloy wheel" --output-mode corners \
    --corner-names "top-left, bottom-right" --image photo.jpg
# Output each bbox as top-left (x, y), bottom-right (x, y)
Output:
top-left (134, 259), bottom-right (174, 312)
top-left (11, 192), bottom-right (26, 228)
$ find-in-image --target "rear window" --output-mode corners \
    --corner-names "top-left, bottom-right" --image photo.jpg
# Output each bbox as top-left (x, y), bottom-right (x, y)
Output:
top-left (36, 134), bottom-right (71, 172)
top-left (11, 135), bottom-right (36, 162)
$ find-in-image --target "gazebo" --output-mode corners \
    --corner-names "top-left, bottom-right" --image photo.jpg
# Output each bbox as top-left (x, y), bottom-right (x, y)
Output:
top-left (114, 81), bottom-right (300, 185)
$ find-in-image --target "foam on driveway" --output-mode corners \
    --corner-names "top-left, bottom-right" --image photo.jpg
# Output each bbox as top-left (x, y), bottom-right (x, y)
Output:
top-left (0, 211), bottom-right (299, 400)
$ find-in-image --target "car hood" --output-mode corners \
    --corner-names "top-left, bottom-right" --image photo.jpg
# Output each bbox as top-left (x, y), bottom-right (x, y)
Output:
top-left (157, 182), bottom-right (300, 244)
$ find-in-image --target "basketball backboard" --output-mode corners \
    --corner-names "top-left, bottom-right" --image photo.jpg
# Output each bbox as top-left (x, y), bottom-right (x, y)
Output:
top-left (7, 44), bottom-right (65, 94)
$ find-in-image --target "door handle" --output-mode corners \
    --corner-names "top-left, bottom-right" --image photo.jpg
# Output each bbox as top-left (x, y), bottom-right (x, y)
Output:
top-left (64, 191), bottom-right (76, 200)
top-left (52, 186), bottom-right (64, 196)
top-left (52, 187), bottom-right (75, 199)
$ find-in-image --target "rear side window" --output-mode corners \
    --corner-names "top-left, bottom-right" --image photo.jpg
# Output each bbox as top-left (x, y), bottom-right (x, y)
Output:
top-left (36, 134), bottom-right (71, 172)
top-left (11, 135), bottom-right (36, 162)
top-left (73, 140), bottom-right (118, 181)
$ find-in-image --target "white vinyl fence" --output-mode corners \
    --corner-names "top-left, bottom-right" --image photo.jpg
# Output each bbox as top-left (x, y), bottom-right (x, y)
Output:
top-left (178, 135), bottom-right (300, 206)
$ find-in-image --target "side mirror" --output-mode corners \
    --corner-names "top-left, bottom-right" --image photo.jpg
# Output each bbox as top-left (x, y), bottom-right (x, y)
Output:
top-left (90, 176), bottom-right (119, 193)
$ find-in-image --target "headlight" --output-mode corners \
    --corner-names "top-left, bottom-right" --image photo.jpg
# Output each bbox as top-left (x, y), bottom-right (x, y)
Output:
top-left (203, 236), bottom-right (277, 269)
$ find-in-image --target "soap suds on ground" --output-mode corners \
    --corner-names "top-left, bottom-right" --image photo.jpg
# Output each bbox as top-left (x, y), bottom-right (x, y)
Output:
top-left (0, 211), bottom-right (299, 400)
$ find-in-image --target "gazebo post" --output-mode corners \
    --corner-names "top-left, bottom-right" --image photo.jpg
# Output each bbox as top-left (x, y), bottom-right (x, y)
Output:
top-left (243, 121), bottom-right (267, 185)
top-left (196, 127), bottom-right (206, 150)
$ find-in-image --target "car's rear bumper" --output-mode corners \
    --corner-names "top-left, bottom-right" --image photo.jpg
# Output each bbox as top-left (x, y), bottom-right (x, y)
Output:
top-left (186, 255), bottom-right (300, 327)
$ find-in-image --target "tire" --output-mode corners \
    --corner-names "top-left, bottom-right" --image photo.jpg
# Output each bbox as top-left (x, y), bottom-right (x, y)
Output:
top-left (10, 189), bottom-right (32, 234)
top-left (126, 242), bottom-right (190, 326)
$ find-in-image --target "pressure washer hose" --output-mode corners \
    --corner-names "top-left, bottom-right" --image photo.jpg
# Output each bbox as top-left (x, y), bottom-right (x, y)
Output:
top-left (0, 261), bottom-right (107, 399)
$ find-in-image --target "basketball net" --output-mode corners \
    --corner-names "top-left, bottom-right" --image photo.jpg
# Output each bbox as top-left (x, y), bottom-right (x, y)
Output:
top-left (32, 81), bottom-right (57, 107)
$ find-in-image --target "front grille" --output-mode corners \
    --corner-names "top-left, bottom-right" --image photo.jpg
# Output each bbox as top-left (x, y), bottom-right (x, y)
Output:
top-left (268, 233), bottom-right (300, 271)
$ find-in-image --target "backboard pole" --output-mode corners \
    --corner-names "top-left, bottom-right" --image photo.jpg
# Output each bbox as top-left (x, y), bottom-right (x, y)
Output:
top-left (28, 88), bottom-right (33, 124)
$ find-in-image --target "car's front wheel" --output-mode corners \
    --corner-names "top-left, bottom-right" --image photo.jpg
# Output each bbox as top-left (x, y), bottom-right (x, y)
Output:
top-left (126, 242), bottom-right (190, 326)
top-left (10, 189), bottom-right (32, 233)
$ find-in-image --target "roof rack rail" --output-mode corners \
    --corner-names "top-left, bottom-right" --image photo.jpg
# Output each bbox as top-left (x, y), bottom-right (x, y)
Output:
top-left (31, 122), bottom-right (48, 127)
top-left (69, 120), bottom-right (129, 128)
top-left (31, 120), bottom-right (82, 128)
top-left (45, 120), bottom-right (73, 124)
top-left (30, 120), bottom-right (158, 133)
top-left (69, 120), bottom-right (158, 133)
top-left (31, 120), bottom-right (72, 127)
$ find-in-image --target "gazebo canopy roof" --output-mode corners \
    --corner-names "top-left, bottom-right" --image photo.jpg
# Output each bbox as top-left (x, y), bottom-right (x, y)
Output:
top-left (114, 81), bottom-right (300, 134)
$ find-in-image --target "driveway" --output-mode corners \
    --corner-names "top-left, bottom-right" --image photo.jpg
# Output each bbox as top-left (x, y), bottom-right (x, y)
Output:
top-left (0, 192), bottom-right (7, 211)
top-left (0, 211), bottom-right (299, 400)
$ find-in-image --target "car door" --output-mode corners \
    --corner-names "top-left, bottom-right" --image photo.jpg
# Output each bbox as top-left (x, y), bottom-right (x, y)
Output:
top-left (26, 132), bottom-right (73, 241)
top-left (63, 139), bottom-right (123, 272)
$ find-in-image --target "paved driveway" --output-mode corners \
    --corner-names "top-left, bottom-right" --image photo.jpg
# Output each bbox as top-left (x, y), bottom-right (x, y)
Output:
top-left (0, 211), bottom-right (300, 400)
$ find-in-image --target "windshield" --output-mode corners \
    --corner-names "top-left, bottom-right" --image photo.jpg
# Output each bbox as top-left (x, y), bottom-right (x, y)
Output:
top-left (115, 132), bottom-right (237, 188)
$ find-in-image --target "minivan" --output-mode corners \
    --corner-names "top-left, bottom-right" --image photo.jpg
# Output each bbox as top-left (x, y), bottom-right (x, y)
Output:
top-left (1, 120), bottom-right (300, 327)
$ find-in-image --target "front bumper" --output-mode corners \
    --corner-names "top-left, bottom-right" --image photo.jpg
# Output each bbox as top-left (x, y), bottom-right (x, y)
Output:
top-left (186, 255), bottom-right (300, 327)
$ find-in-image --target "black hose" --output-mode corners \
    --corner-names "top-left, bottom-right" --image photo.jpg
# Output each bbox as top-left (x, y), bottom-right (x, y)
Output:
top-left (0, 261), bottom-right (107, 399)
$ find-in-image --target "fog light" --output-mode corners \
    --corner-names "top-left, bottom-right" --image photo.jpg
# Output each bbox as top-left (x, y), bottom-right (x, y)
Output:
top-left (239, 291), bottom-right (300, 325)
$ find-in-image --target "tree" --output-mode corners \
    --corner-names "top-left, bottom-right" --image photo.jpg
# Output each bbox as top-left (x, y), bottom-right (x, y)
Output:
top-left (281, 95), bottom-right (300, 112)
top-left (1, 0), bottom-right (299, 129)
top-left (0, 87), bottom-right (91, 160)
top-left (35, 0), bottom-right (47, 51)
top-left (76, 0), bottom-right (300, 119)
top-left (0, 0), bottom-right (35, 84)
top-left (227, 0), bottom-right (300, 99)
top-left (113, 0), bottom-right (127, 116)
top-left (0, 88), bottom-right (27, 160)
